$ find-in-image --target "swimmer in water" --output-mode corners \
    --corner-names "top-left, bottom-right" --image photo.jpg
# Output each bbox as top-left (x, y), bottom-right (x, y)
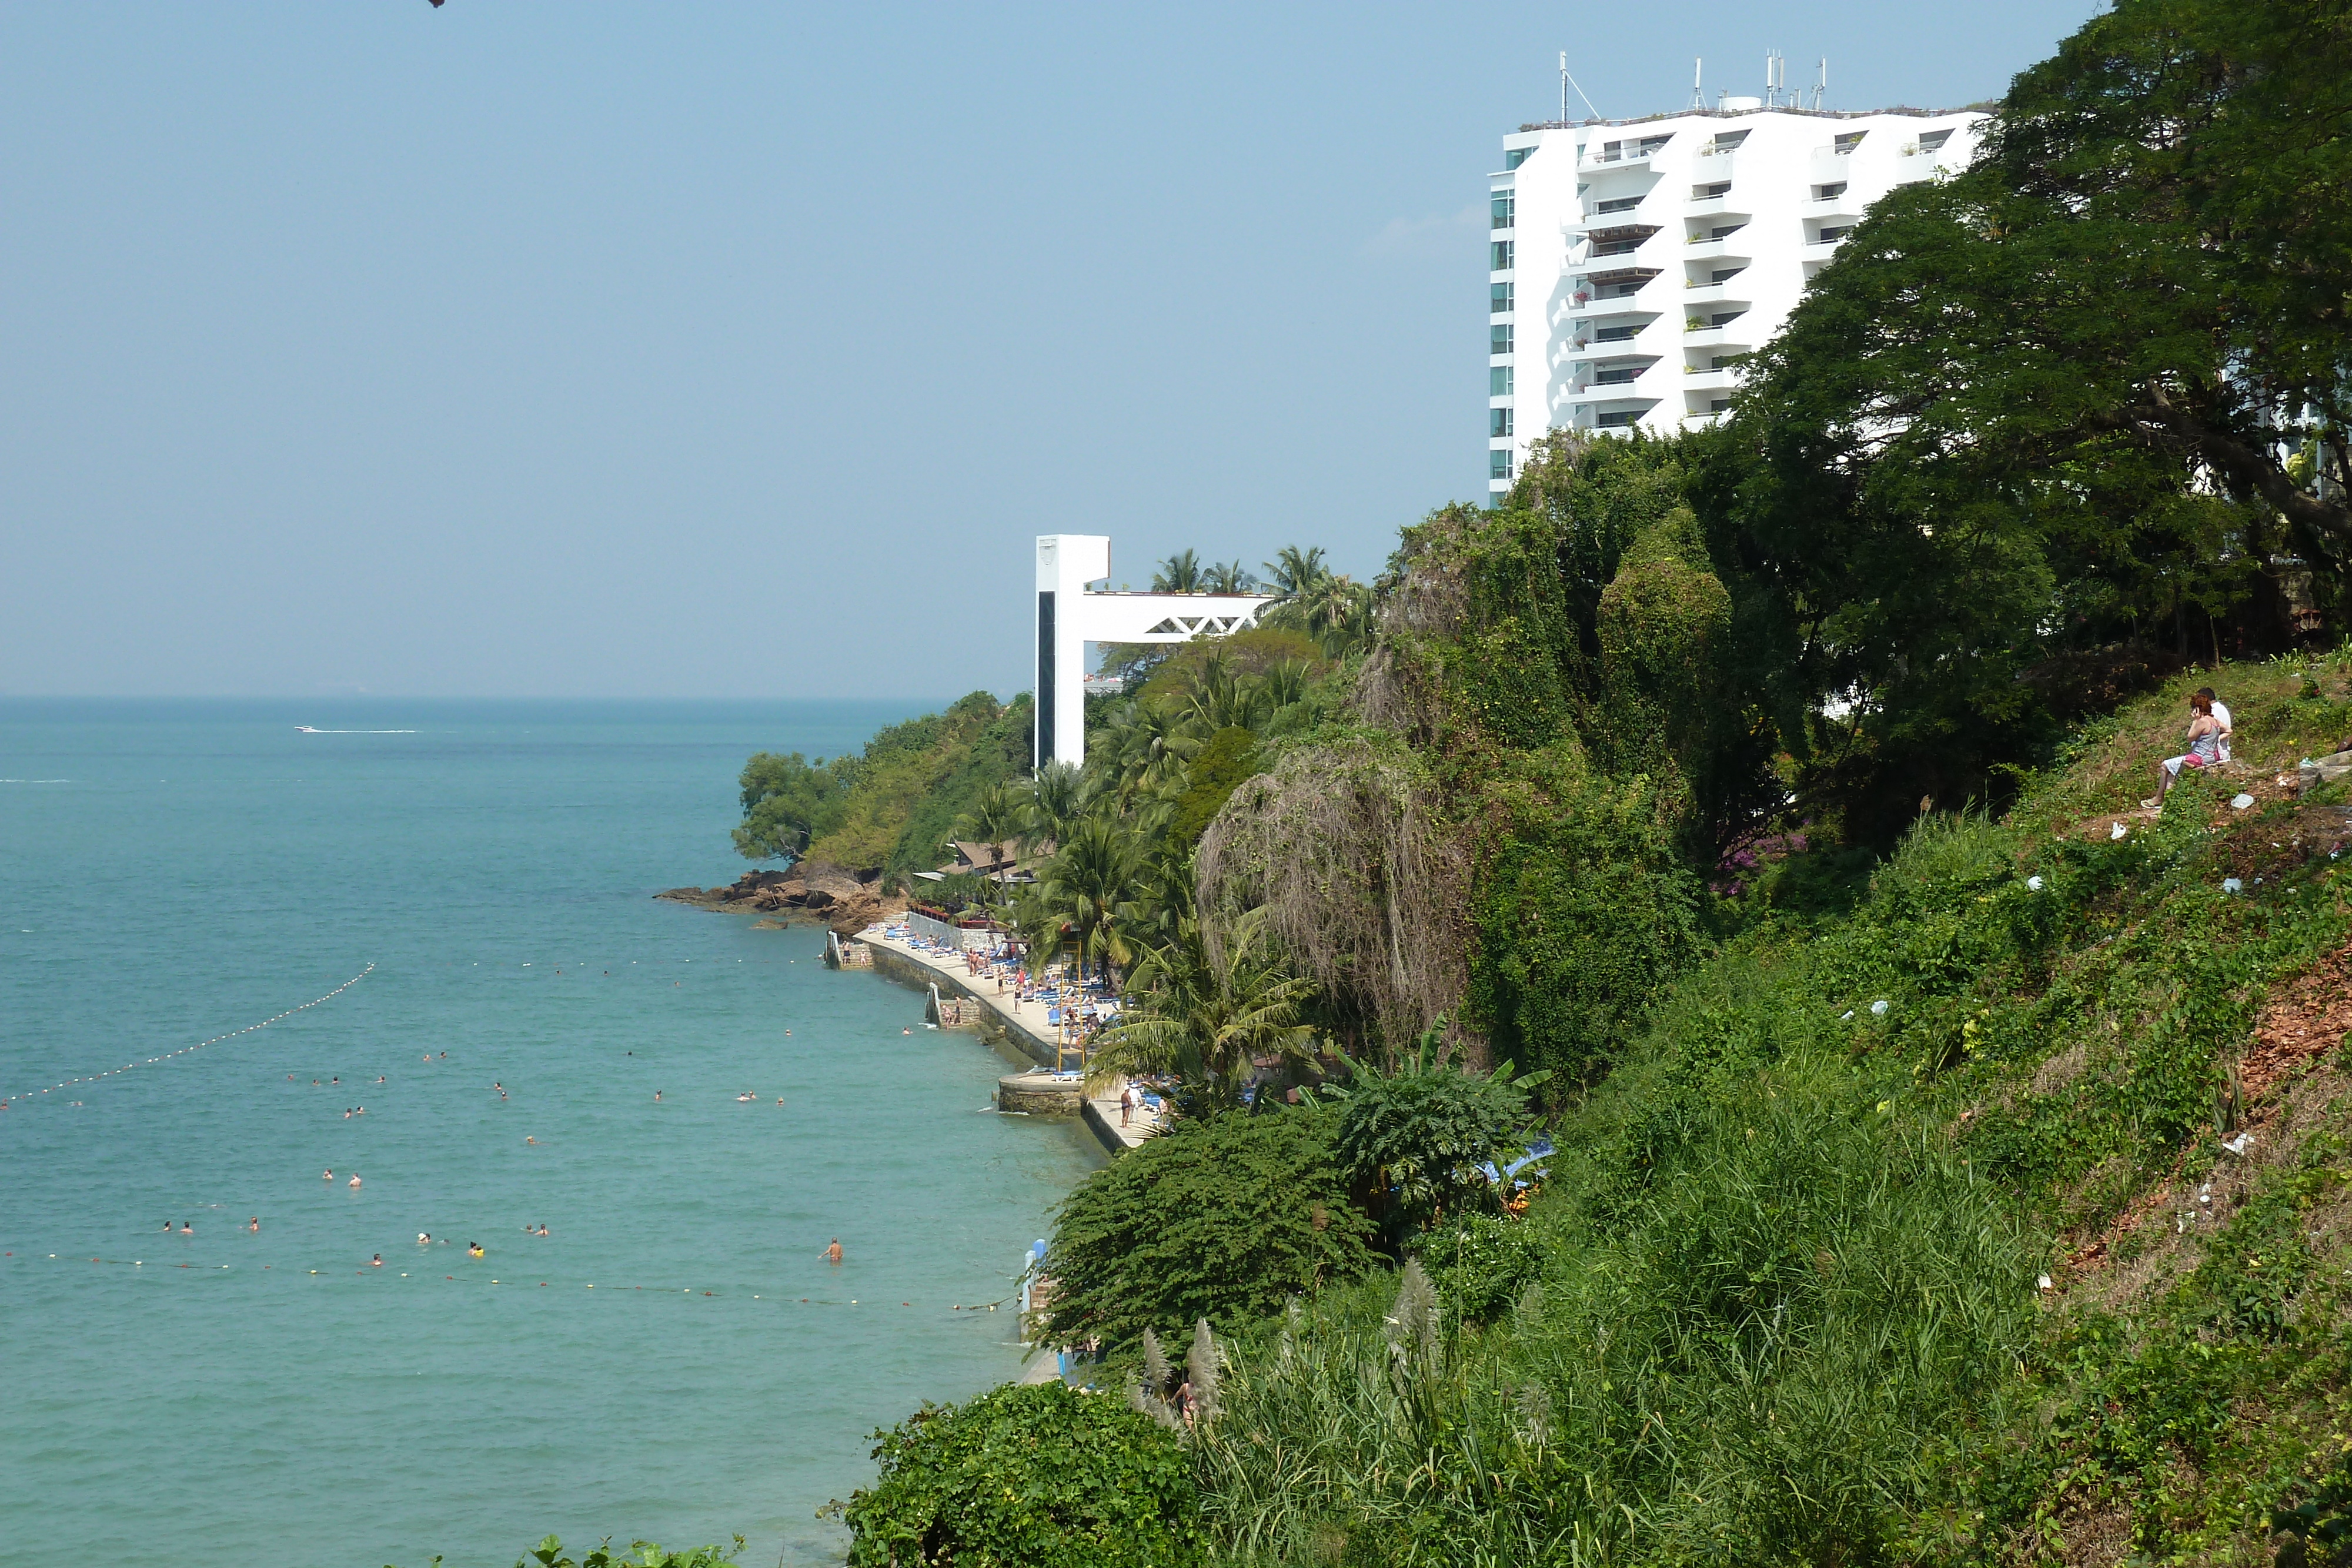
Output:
top-left (370, 1254), bottom-right (383, 1267)
top-left (468, 1243), bottom-right (484, 1258)
top-left (162, 1221), bottom-right (173, 1232)
top-left (536, 1224), bottom-right (548, 1237)
top-left (181, 1222), bottom-right (193, 1235)
top-left (348, 1175), bottom-right (361, 1189)
top-left (250, 1216), bottom-right (260, 1232)
top-left (323, 1169), bottom-right (333, 1181)
top-left (525, 1136), bottom-right (536, 1144)
top-left (376, 1076), bottom-right (386, 1084)
top-left (418, 1232), bottom-right (430, 1245)
top-left (653, 1091), bottom-right (662, 1102)
top-left (824, 1238), bottom-right (843, 1265)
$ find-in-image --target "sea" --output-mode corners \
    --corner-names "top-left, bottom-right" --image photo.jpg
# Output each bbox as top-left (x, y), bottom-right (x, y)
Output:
top-left (0, 699), bottom-right (1102, 1568)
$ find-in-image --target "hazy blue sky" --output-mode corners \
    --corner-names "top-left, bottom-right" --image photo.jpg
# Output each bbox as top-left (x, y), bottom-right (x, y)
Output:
top-left (0, 1), bottom-right (2097, 699)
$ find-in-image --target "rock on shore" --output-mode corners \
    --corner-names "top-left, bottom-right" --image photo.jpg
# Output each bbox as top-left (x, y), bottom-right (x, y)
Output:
top-left (655, 862), bottom-right (906, 935)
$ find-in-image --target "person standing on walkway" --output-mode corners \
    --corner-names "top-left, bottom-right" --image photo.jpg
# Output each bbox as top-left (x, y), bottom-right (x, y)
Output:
top-left (1119, 1085), bottom-right (1134, 1128)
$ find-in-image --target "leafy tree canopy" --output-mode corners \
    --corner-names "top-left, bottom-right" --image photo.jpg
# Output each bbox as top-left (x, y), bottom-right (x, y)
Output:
top-left (1046, 1106), bottom-right (1377, 1348)
top-left (840, 1382), bottom-right (1204, 1568)
top-left (1333, 1022), bottom-right (1541, 1238)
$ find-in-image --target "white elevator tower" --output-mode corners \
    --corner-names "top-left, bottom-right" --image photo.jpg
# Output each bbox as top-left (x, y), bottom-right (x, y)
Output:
top-left (1033, 535), bottom-right (1278, 771)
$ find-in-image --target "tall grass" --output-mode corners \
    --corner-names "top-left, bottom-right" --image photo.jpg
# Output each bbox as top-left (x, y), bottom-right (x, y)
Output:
top-left (1194, 1059), bottom-right (2040, 1566)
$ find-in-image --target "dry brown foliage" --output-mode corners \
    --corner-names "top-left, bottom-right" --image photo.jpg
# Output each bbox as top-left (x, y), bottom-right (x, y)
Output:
top-left (1195, 736), bottom-right (1473, 1061)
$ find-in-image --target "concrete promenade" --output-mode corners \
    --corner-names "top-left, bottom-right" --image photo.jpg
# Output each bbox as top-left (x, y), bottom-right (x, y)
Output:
top-left (849, 925), bottom-right (1160, 1154)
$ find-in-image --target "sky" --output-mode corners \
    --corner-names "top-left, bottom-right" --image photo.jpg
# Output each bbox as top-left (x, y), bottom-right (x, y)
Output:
top-left (0, 1), bottom-right (2100, 700)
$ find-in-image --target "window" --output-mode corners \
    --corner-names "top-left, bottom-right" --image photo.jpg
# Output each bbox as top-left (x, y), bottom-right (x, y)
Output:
top-left (1710, 309), bottom-right (1744, 326)
top-left (1491, 280), bottom-right (1514, 315)
top-left (1710, 129), bottom-right (1749, 151)
top-left (1710, 223), bottom-right (1743, 239)
top-left (1833, 131), bottom-right (1866, 153)
top-left (1491, 323), bottom-right (1514, 355)
top-left (1710, 266), bottom-right (1744, 283)
top-left (1491, 189), bottom-right (1515, 230)
top-left (1638, 134), bottom-right (1671, 155)
top-left (1595, 366), bottom-right (1641, 385)
top-left (1506, 146), bottom-right (1535, 169)
top-left (1709, 398), bottom-right (1731, 412)
top-left (1491, 365), bottom-right (1514, 395)
top-left (1489, 240), bottom-right (1514, 272)
top-left (1693, 181), bottom-right (1730, 199)
top-left (1917, 128), bottom-right (1954, 152)
top-left (1812, 181), bottom-right (1847, 200)
top-left (1594, 324), bottom-right (1637, 342)
top-left (1491, 407), bottom-right (1514, 437)
top-left (1597, 410), bottom-right (1642, 428)
top-left (1816, 225), bottom-right (1851, 243)
top-left (1490, 449), bottom-right (1514, 479)
top-left (1594, 195), bottom-right (1642, 215)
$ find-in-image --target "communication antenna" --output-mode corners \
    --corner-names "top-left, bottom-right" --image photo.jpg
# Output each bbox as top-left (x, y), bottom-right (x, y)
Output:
top-left (1763, 51), bottom-right (1775, 108)
top-left (1556, 51), bottom-right (1602, 122)
top-left (1690, 57), bottom-right (1705, 111)
top-left (1815, 58), bottom-right (1827, 111)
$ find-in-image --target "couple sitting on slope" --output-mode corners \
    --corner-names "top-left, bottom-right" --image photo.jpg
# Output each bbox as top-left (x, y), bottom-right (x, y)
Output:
top-left (2151, 687), bottom-right (2234, 805)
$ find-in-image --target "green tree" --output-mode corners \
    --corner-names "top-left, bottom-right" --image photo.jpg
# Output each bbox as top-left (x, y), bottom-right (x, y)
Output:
top-left (1205, 558), bottom-right (1257, 594)
top-left (731, 751), bottom-right (848, 860)
top-left (1045, 1107), bottom-right (1377, 1348)
top-left (1039, 815), bottom-right (1144, 980)
top-left (1152, 549), bottom-right (1204, 593)
top-left (840, 1382), bottom-right (1204, 1568)
top-left (1333, 1021), bottom-right (1541, 1238)
top-left (1167, 726), bottom-right (1260, 849)
top-left (1087, 907), bottom-right (1317, 1109)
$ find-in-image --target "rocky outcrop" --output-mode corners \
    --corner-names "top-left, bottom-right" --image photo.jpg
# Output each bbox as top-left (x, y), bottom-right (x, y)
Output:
top-left (656, 863), bottom-right (904, 935)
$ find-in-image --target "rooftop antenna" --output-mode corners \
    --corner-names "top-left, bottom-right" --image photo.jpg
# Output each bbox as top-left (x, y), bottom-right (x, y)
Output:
top-left (1763, 51), bottom-right (1775, 108)
top-left (1815, 58), bottom-right (1826, 111)
top-left (1690, 57), bottom-right (1705, 111)
top-left (1557, 51), bottom-right (1602, 122)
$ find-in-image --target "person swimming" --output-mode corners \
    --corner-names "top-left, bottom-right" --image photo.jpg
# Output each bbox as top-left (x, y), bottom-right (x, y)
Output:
top-left (653, 1091), bottom-right (662, 1101)
top-left (348, 1174), bottom-right (361, 1189)
top-left (370, 1254), bottom-right (383, 1267)
top-left (524, 1135), bottom-right (537, 1144)
top-left (535, 1224), bottom-right (547, 1237)
top-left (468, 1243), bottom-right (484, 1258)
top-left (181, 1222), bottom-right (192, 1235)
top-left (322, 1169), bottom-right (333, 1181)
top-left (249, 1216), bottom-right (260, 1232)
top-left (824, 1238), bottom-right (843, 1265)
top-left (417, 1232), bottom-right (430, 1245)
top-left (162, 1220), bottom-right (173, 1232)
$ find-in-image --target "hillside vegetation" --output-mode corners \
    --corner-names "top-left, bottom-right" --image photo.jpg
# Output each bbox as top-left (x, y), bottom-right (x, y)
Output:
top-left (738, 1), bottom-right (2352, 1562)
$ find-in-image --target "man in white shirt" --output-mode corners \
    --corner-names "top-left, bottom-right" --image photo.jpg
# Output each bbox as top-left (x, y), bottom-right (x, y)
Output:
top-left (2199, 688), bottom-right (2233, 762)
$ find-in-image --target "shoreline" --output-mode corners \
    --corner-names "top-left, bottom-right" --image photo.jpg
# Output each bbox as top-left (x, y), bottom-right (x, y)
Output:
top-left (846, 925), bottom-right (1158, 1158)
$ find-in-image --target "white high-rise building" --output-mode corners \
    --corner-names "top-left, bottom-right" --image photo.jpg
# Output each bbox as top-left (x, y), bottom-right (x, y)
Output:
top-left (1486, 96), bottom-right (1987, 500)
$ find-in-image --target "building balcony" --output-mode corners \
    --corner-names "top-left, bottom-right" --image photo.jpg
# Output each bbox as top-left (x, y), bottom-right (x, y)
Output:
top-left (1682, 237), bottom-right (1750, 262)
top-left (1681, 365), bottom-right (1740, 390)
top-left (1681, 282), bottom-right (1752, 308)
top-left (1802, 238), bottom-right (1845, 262)
top-left (1680, 325), bottom-right (1752, 351)
top-left (1683, 195), bottom-right (1746, 220)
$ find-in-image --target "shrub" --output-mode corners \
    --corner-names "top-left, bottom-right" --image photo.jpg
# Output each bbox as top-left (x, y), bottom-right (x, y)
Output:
top-left (840, 1382), bottom-right (1204, 1568)
top-left (1047, 1108), bottom-right (1377, 1349)
top-left (1333, 1030), bottom-right (1534, 1239)
top-left (1416, 1212), bottom-right (1544, 1323)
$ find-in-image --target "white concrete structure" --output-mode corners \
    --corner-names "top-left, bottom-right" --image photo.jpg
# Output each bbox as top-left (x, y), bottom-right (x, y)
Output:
top-left (1486, 101), bottom-right (1987, 500)
top-left (1033, 535), bottom-right (1278, 771)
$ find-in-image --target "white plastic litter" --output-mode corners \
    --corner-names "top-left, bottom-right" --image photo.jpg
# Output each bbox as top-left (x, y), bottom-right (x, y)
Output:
top-left (2231, 793), bottom-right (2256, 810)
top-left (1870, 999), bottom-right (1889, 1016)
top-left (2222, 877), bottom-right (2244, 892)
top-left (2037, 1274), bottom-right (2053, 1291)
top-left (1840, 1010), bottom-right (1855, 1021)
top-left (2111, 821), bottom-right (2130, 840)
top-left (2223, 1133), bottom-right (2254, 1155)
top-left (2025, 875), bottom-right (2044, 891)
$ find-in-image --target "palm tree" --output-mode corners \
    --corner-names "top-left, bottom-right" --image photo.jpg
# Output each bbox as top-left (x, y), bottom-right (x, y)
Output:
top-left (1151, 549), bottom-right (1204, 593)
top-left (1176, 651), bottom-right (1270, 735)
top-left (951, 782), bottom-right (1028, 858)
top-left (1205, 559), bottom-right (1257, 594)
top-left (1258, 544), bottom-right (1330, 608)
top-left (1085, 908), bottom-right (1318, 1111)
top-left (1039, 815), bottom-right (1145, 982)
top-left (1093, 701), bottom-right (1192, 806)
top-left (1022, 760), bottom-right (1091, 855)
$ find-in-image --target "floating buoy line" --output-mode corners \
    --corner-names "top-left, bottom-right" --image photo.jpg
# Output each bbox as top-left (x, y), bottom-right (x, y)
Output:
top-left (5, 1252), bottom-right (1015, 1314)
top-left (2, 964), bottom-right (374, 1109)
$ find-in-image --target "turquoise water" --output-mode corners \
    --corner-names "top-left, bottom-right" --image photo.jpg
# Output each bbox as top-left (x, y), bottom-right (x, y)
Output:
top-left (0, 700), bottom-right (1100, 1568)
